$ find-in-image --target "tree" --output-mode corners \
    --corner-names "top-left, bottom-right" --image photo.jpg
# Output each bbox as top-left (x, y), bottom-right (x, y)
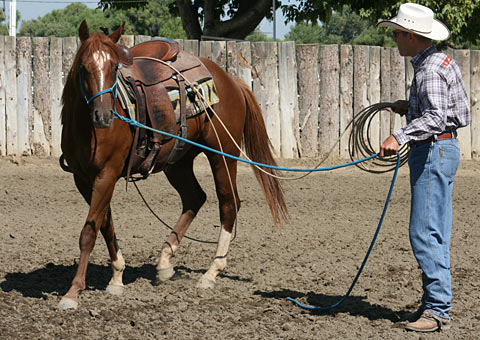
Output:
top-left (286, 6), bottom-right (395, 47)
top-left (18, 1), bottom-right (185, 38)
top-left (0, 9), bottom-right (8, 35)
top-left (281, 0), bottom-right (480, 47)
top-left (100, 0), bottom-right (277, 40)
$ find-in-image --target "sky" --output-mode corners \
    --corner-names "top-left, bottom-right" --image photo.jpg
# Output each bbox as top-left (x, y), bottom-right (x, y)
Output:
top-left (3, 0), bottom-right (294, 39)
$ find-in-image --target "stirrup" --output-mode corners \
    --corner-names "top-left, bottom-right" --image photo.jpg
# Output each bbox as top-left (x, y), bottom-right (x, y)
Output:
top-left (139, 142), bottom-right (161, 177)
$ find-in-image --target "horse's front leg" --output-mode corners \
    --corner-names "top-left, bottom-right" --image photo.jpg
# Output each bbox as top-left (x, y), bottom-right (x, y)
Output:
top-left (197, 157), bottom-right (240, 289)
top-left (58, 170), bottom-right (118, 310)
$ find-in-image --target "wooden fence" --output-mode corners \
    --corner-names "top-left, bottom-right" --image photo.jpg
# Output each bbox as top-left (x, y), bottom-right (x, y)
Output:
top-left (0, 35), bottom-right (479, 159)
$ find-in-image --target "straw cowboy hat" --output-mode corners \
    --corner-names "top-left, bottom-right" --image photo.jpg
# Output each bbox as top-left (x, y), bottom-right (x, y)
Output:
top-left (377, 3), bottom-right (450, 41)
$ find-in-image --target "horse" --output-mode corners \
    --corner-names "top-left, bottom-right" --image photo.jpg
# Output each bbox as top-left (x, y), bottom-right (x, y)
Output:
top-left (58, 20), bottom-right (288, 310)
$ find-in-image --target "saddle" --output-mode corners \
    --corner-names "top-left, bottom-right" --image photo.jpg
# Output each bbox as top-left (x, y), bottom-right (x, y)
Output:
top-left (117, 39), bottom-right (216, 179)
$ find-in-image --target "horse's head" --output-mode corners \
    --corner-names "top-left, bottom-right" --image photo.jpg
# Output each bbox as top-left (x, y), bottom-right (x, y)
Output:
top-left (77, 20), bottom-right (127, 129)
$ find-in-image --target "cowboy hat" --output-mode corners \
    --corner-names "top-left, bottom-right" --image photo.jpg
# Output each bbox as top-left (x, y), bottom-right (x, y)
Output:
top-left (377, 3), bottom-right (450, 41)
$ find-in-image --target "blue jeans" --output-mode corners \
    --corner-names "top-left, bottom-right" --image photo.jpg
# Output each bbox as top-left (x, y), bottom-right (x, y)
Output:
top-left (408, 138), bottom-right (460, 320)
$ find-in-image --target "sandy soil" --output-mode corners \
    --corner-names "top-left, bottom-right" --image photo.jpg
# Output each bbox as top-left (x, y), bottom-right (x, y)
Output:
top-left (1, 155), bottom-right (479, 339)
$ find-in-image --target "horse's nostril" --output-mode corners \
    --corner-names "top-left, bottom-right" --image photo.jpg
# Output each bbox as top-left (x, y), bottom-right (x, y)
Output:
top-left (94, 110), bottom-right (101, 122)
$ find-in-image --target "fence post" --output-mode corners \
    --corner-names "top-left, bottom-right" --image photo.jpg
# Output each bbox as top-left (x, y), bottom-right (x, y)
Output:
top-left (455, 49), bottom-right (472, 160)
top-left (278, 41), bottom-right (299, 158)
top-left (119, 35), bottom-right (134, 48)
top-left (471, 50), bottom-right (480, 160)
top-left (252, 42), bottom-right (281, 156)
top-left (212, 41), bottom-right (227, 70)
top-left (50, 37), bottom-right (63, 157)
top-left (32, 37), bottom-right (51, 156)
top-left (5, 36), bottom-right (16, 155)
top-left (353, 45), bottom-right (370, 159)
top-left (380, 48), bottom-right (391, 143)
top-left (236, 41), bottom-right (252, 88)
top-left (390, 48), bottom-right (405, 133)
top-left (368, 46), bottom-right (381, 152)
top-left (16, 37), bottom-right (32, 156)
top-left (318, 44), bottom-right (339, 157)
top-left (0, 37), bottom-right (6, 155)
top-left (297, 44), bottom-right (319, 157)
top-left (339, 45), bottom-right (353, 158)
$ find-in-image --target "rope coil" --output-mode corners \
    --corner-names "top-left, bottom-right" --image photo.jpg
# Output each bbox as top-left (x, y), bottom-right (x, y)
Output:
top-left (348, 103), bottom-right (409, 173)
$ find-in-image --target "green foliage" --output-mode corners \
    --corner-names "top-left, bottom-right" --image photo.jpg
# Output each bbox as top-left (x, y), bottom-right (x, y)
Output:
top-left (286, 6), bottom-right (394, 47)
top-left (18, 1), bottom-right (186, 39)
top-left (0, 8), bottom-right (8, 35)
top-left (282, 0), bottom-right (480, 48)
top-left (245, 29), bottom-right (270, 42)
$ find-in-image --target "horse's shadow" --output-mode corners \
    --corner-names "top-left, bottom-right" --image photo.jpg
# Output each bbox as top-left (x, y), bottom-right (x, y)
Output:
top-left (254, 288), bottom-right (413, 323)
top-left (0, 262), bottom-right (251, 299)
top-left (0, 262), bottom-right (156, 299)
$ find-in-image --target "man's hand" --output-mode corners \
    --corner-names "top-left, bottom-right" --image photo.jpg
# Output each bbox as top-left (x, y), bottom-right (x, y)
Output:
top-left (380, 135), bottom-right (400, 157)
top-left (391, 100), bottom-right (408, 116)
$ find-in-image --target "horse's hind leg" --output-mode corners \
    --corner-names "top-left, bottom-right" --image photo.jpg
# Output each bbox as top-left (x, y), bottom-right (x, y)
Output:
top-left (100, 208), bottom-right (125, 296)
top-left (156, 154), bottom-right (206, 283)
top-left (197, 155), bottom-right (240, 289)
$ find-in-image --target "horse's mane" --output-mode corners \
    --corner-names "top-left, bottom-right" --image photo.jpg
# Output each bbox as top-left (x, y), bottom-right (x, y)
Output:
top-left (61, 33), bottom-right (120, 124)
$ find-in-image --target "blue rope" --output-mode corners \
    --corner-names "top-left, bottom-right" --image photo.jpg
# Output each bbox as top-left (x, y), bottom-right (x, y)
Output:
top-left (113, 112), bottom-right (379, 171)
top-left (113, 112), bottom-right (401, 311)
top-left (287, 153), bottom-right (400, 310)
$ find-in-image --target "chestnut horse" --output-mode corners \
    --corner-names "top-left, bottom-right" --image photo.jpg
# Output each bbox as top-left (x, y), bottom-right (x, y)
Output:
top-left (58, 21), bottom-right (287, 309)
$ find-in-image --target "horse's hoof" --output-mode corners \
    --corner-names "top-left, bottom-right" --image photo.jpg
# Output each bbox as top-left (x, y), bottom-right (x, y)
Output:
top-left (196, 276), bottom-right (215, 289)
top-left (106, 283), bottom-right (124, 296)
top-left (58, 297), bottom-right (79, 310)
top-left (155, 266), bottom-right (175, 284)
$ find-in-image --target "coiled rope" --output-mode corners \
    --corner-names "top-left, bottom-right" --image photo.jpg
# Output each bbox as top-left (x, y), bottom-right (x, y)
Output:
top-left (348, 103), bottom-right (409, 173)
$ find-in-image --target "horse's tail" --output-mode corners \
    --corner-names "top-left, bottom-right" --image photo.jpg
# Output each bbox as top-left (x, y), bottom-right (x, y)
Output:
top-left (236, 78), bottom-right (288, 226)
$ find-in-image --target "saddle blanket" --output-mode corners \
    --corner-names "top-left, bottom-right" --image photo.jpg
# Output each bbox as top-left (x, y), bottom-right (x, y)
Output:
top-left (117, 76), bottom-right (219, 124)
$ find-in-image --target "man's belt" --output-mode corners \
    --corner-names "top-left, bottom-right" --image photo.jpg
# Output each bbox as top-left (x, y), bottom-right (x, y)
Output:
top-left (410, 131), bottom-right (457, 145)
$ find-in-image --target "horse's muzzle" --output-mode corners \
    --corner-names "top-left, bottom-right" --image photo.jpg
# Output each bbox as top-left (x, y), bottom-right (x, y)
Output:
top-left (91, 106), bottom-right (114, 129)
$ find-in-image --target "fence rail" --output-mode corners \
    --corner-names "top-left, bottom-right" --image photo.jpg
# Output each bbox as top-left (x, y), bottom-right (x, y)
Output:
top-left (0, 35), bottom-right (479, 159)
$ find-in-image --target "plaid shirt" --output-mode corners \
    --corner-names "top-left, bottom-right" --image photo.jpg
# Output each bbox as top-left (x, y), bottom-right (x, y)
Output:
top-left (393, 45), bottom-right (471, 145)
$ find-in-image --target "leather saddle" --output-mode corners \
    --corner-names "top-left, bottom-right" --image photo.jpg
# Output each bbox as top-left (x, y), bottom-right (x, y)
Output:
top-left (116, 39), bottom-right (214, 179)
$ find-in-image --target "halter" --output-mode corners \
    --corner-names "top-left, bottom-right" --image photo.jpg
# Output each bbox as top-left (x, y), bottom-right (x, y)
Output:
top-left (79, 66), bottom-right (119, 106)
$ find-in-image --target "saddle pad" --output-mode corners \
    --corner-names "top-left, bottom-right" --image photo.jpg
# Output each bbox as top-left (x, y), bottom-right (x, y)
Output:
top-left (117, 74), bottom-right (219, 124)
top-left (167, 78), bottom-right (219, 123)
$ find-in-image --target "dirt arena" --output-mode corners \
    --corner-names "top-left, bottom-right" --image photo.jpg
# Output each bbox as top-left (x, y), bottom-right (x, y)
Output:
top-left (1, 155), bottom-right (479, 339)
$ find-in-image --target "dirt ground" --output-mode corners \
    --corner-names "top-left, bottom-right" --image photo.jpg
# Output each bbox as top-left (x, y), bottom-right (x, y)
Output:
top-left (1, 154), bottom-right (479, 339)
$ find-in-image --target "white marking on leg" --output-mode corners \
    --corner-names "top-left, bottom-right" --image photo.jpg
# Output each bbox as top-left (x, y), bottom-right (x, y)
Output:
top-left (156, 243), bottom-right (177, 282)
top-left (201, 228), bottom-right (232, 284)
top-left (106, 250), bottom-right (125, 295)
top-left (110, 249), bottom-right (125, 286)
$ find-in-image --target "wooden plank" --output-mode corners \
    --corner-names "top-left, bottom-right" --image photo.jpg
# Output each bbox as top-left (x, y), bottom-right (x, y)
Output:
top-left (32, 37), bottom-right (51, 156)
top-left (50, 37), bottom-right (63, 157)
top-left (212, 41), bottom-right (226, 70)
top-left (454, 49), bottom-right (472, 159)
top-left (226, 41), bottom-right (238, 77)
top-left (390, 48), bottom-right (405, 133)
top-left (380, 48), bottom-right (391, 142)
top-left (0, 37), bottom-right (6, 155)
top-left (278, 41), bottom-right (299, 158)
top-left (353, 45), bottom-right (369, 159)
top-left (134, 35), bottom-right (151, 45)
top-left (368, 46), bottom-right (381, 152)
top-left (16, 37), bottom-right (32, 156)
top-left (119, 35), bottom-right (134, 48)
top-left (318, 45), bottom-right (339, 157)
top-left (5, 36), bottom-right (16, 155)
top-left (62, 37), bottom-right (77, 85)
top-left (339, 45), bottom-right (353, 158)
top-left (296, 44), bottom-right (319, 157)
top-left (183, 40), bottom-right (199, 56)
top-left (471, 50), bottom-right (480, 159)
top-left (199, 41), bottom-right (212, 60)
top-left (236, 41), bottom-right (252, 88)
top-left (251, 42), bottom-right (281, 156)
top-left (174, 39), bottom-right (184, 50)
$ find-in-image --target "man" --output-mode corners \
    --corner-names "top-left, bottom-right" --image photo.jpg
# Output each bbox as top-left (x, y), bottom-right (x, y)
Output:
top-left (377, 3), bottom-right (471, 333)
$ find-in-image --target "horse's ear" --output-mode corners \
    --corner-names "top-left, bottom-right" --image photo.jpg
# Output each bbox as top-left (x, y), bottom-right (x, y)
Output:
top-left (79, 20), bottom-right (89, 43)
top-left (109, 22), bottom-right (125, 44)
